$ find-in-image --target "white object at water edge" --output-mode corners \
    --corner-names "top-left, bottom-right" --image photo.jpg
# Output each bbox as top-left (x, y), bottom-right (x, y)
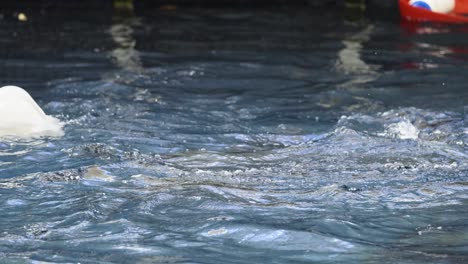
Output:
top-left (0, 85), bottom-right (64, 138)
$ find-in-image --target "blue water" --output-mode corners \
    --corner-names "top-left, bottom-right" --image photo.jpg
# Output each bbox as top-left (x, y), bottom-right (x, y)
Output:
top-left (0, 6), bottom-right (467, 263)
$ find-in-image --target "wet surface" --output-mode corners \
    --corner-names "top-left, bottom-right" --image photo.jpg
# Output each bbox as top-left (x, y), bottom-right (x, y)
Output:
top-left (0, 5), bottom-right (467, 263)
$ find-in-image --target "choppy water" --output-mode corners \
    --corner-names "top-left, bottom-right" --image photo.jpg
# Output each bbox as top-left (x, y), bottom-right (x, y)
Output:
top-left (0, 6), bottom-right (467, 264)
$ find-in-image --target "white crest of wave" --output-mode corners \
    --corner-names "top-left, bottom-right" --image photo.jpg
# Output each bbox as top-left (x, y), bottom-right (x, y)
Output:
top-left (385, 119), bottom-right (419, 140)
top-left (0, 85), bottom-right (64, 138)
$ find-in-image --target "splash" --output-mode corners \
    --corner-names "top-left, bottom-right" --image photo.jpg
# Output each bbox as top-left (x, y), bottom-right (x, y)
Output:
top-left (385, 119), bottom-right (420, 140)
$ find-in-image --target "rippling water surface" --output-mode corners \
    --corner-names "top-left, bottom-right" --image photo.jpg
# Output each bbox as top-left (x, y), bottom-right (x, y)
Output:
top-left (0, 6), bottom-right (467, 263)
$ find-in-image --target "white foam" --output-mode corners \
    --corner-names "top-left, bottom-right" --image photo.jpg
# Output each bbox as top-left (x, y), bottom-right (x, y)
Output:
top-left (386, 120), bottom-right (420, 140)
top-left (0, 85), bottom-right (64, 138)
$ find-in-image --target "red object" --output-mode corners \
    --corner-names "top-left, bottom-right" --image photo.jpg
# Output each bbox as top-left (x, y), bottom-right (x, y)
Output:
top-left (399, 0), bottom-right (468, 23)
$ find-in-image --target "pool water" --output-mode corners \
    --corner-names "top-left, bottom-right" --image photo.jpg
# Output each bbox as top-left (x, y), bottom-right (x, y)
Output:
top-left (0, 6), bottom-right (467, 264)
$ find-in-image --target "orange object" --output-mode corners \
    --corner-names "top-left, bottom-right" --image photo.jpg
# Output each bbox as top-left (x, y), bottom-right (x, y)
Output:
top-left (159, 5), bottom-right (177, 11)
top-left (399, 0), bottom-right (468, 23)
